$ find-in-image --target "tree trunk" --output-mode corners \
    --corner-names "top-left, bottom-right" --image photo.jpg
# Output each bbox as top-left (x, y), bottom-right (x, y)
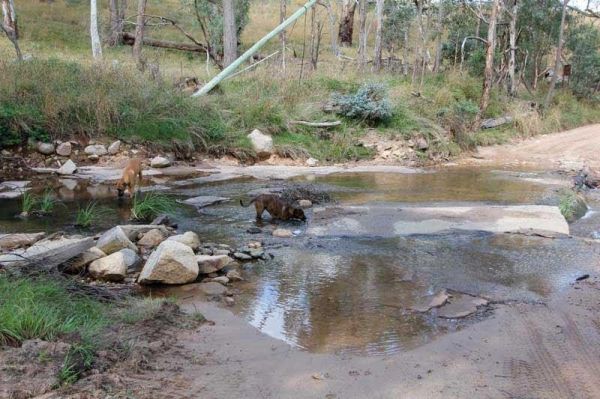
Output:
top-left (403, 29), bottom-right (409, 75)
top-left (433, 0), bottom-right (444, 72)
top-left (1, 0), bottom-right (20, 59)
top-left (373, 0), bottom-right (384, 71)
top-left (507, 0), bottom-right (517, 96)
top-left (90, 0), bottom-right (102, 59)
top-left (108, 0), bottom-right (126, 46)
top-left (223, 0), bottom-right (237, 67)
top-left (544, 0), bottom-right (568, 110)
top-left (338, 0), bottom-right (357, 47)
top-left (357, 0), bottom-right (367, 69)
top-left (324, 0), bottom-right (339, 56)
top-left (474, 0), bottom-right (500, 128)
top-left (280, 0), bottom-right (286, 69)
top-left (133, 0), bottom-right (147, 69)
top-left (122, 32), bottom-right (209, 53)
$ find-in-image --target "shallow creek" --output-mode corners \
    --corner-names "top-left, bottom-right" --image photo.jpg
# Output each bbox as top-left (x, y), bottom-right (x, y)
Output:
top-left (2, 167), bottom-right (599, 356)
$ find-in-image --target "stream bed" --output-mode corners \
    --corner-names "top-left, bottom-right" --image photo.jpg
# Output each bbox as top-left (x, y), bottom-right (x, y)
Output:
top-left (2, 166), bottom-right (599, 356)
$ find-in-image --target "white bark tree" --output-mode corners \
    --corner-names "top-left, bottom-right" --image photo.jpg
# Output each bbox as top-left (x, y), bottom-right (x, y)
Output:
top-left (373, 0), bottom-right (384, 71)
top-left (90, 0), bottom-right (103, 60)
top-left (475, 0), bottom-right (501, 127)
top-left (357, 0), bottom-right (367, 69)
top-left (223, 0), bottom-right (237, 67)
top-left (1, 0), bottom-right (21, 60)
top-left (506, 0), bottom-right (518, 96)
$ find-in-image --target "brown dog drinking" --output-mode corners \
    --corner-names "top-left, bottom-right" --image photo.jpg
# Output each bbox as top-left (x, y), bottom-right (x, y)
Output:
top-left (115, 158), bottom-right (143, 197)
top-left (240, 194), bottom-right (307, 221)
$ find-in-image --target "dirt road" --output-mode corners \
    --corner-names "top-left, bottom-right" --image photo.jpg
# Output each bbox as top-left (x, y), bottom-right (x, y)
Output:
top-left (465, 124), bottom-right (600, 169)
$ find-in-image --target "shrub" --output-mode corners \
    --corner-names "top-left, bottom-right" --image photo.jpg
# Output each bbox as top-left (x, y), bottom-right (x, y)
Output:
top-left (21, 191), bottom-right (36, 215)
top-left (75, 202), bottom-right (107, 228)
top-left (38, 189), bottom-right (59, 215)
top-left (331, 83), bottom-right (393, 123)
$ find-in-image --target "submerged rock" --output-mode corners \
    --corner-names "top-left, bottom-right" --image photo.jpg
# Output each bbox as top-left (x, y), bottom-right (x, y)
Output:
top-left (198, 281), bottom-right (228, 296)
top-left (138, 240), bottom-right (198, 284)
top-left (0, 232), bottom-right (45, 251)
top-left (226, 269), bottom-right (243, 281)
top-left (96, 226), bottom-right (138, 255)
top-left (273, 228), bottom-right (293, 238)
top-left (166, 231), bottom-right (200, 251)
top-left (437, 294), bottom-right (489, 319)
top-left (197, 254), bottom-right (231, 274)
top-left (181, 195), bottom-right (230, 208)
top-left (410, 290), bottom-right (449, 313)
top-left (84, 144), bottom-right (108, 156)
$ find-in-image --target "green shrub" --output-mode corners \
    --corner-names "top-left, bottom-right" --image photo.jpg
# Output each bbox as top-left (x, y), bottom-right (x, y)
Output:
top-left (21, 191), bottom-right (36, 215)
top-left (75, 202), bottom-right (107, 228)
top-left (331, 83), bottom-right (393, 123)
top-left (130, 192), bottom-right (177, 221)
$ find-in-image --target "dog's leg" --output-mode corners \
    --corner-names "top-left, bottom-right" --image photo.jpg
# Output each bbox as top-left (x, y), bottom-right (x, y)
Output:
top-left (255, 203), bottom-right (264, 220)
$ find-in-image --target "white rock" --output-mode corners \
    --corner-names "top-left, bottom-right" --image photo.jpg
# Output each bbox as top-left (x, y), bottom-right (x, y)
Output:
top-left (150, 156), bottom-right (171, 168)
top-left (64, 247), bottom-right (106, 273)
top-left (196, 254), bottom-right (231, 274)
top-left (298, 199), bottom-right (312, 208)
top-left (273, 228), bottom-right (293, 238)
top-left (137, 228), bottom-right (166, 248)
top-left (84, 144), bottom-right (108, 156)
top-left (247, 129), bottom-right (273, 158)
top-left (166, 231), bottom-right (200, 250)
top-left (89, 249), bottom-right (138, 281)
top-left (57, 159), bottom-right (77, 175)
top-left (56, 142), bottom-right (72, 156)
top-left (306, 157), bottom-right (319, 167)
top-left (36, 142), bottom-right (55, 155)
top-left (138, 240), bottom-right (198, 285)
top-left (226, 269), bottom-right (243, 281)
top-left (96, 226), bottom-right (138, 255)
top-left (107, 140), bottom-right (121, 155)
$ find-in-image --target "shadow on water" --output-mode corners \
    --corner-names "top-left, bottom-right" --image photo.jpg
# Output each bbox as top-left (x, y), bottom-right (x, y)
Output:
top-left (1, 167), bottom-right (590, 356)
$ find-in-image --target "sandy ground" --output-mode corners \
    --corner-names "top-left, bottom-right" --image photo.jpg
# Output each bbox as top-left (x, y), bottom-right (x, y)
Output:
top-left (462, 124), bottom-right (600, 170)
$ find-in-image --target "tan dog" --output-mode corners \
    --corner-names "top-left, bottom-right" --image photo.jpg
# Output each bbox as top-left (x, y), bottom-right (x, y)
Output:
top-left (115, 159), bottom-right (143, 197)
top-left (240, 194), bottom-right (307, 221)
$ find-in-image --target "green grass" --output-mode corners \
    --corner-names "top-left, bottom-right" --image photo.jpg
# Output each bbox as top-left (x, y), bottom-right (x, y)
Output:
top-left (75, 202), bottom-right (106, 228)
top-left (21, 191), bottom-right (36, 215)
top-left (0, 275), bottom-right (108, 346)
top-left (130, 192), bottom-right (177, 221)
top-left (38, 188), bottom-right (59, 214)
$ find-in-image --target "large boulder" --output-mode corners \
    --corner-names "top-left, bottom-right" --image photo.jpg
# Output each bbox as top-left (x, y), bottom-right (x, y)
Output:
top-left (196, 254), bottom-right (231, 274)
top-left (166, 231), bottom-right (200, 251)
top-left (0, 232), bottom-right (45, 251)
top-left (63, 246), bottom-right (106, 273)
top-left (56, 142), bottom-right (72, 156)
top-left (89, 248), bottom-right (139, 282)
top-left (84, 144), bottom-right (108, 156)
top-left (96, 226), bottom-right (137, 255)
top-left (247, 129), bottom-right (273, 158)
top-left (138, 240), bottom-right (198, 284)
top-left (57, 160), bottom-right (77, 175)
top-left (150, 156), bottom-right (171, 168)
top-left (107, 140), bottom-right (121, 155)
top-left (36, 142), bottom-right (55, 155)
top-left (137, 228), bottom-right (166, 249)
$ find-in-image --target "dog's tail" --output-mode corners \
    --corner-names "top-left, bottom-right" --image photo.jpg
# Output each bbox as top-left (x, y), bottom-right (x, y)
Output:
top-left (240, 197), bottom-right (257, 207)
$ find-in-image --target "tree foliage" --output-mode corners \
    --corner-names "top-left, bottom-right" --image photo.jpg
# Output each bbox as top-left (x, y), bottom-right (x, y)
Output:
top-left (566, 23), bottom-right (600, 100)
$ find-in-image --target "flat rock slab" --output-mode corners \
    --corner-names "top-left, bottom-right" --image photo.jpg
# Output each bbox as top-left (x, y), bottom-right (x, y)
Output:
top-left (0, 237), bottom-right (94, 269)
top-left (410, 290), bottom-right (449, 313)
top-left (0, 180), bottom-right (31, 199)
top-left (308, 205), bottom-right (569, 237)
top-left (180, 196), bottom-right (230, 208)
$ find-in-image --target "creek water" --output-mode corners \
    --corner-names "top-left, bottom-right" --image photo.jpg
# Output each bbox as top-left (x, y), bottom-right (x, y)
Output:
top-left (2, 167), bottom-right (598, 356)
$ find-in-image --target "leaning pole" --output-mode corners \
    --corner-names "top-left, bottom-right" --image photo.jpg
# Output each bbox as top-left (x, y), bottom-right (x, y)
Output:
top-left (193, 0), bottom-right (318, 97)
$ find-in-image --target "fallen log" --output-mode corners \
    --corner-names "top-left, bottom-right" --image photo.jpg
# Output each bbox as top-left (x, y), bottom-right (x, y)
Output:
top-left (289, 120), bottom-right (342, 128)
top-left (122, 32), bottom-right (207, 53)
top-left (480, 116), bottom-right (513, 129)
top-left (0, 237), bottom-right (94, 271)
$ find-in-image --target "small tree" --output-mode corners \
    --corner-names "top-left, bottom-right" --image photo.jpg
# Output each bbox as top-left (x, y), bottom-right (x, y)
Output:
top-left (566, 23), bottom-right (600, 99)
top-left (1, 0), bottom-right (21, 60)
top-left (90, 0), bottom-right (103, 60)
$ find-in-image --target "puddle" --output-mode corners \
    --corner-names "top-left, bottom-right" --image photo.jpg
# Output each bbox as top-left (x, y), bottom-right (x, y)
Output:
top-left (2, 166), bottom-right (594, 356)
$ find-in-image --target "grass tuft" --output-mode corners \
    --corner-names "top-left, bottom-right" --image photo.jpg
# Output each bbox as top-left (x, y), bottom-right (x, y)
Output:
top-left (21, 191), bottom-right (36, 215)
top-left (130, 192), bottom-right (177, 221)
top-left (75, 202), bottom-right (106, 228)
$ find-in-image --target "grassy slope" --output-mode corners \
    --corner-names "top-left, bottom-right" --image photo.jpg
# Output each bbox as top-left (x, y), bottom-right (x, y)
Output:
top-left (0, 0), bottom-right (598, 162)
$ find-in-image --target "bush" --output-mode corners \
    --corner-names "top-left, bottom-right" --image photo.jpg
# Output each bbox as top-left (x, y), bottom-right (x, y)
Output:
top-left (331, 83), bottom-right (393, 123)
